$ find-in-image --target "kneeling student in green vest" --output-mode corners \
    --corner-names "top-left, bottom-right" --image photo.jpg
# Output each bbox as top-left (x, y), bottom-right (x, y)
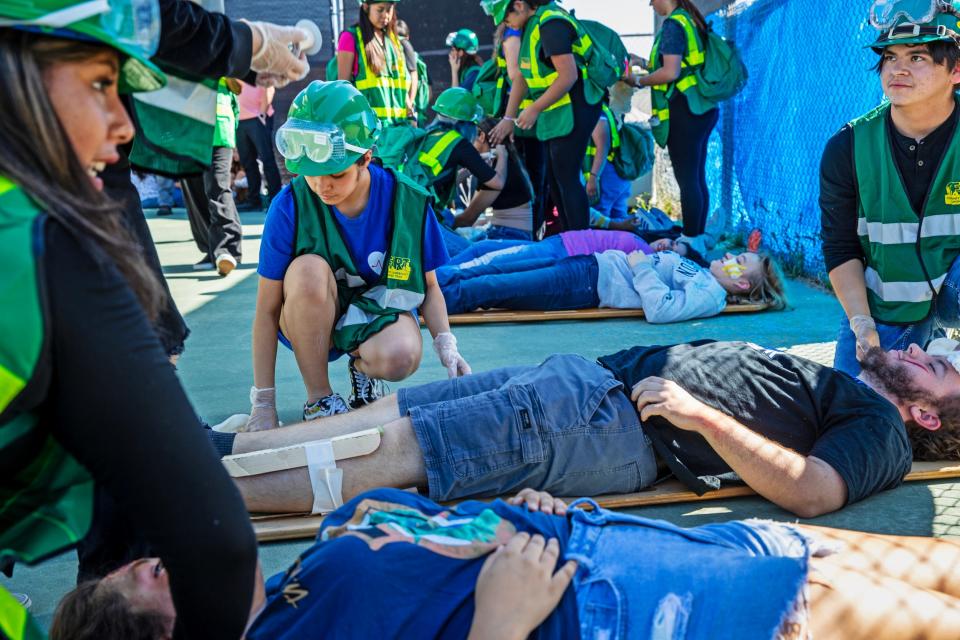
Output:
top-left (248, 81), bottom-right (470, 430)
top-left (821, 1), bottom-right (960, 377)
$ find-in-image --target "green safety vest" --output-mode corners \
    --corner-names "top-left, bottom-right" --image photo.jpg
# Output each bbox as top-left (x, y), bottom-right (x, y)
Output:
top-left (0, 176), bottom-right (95, 639)
top-left (852, 101), bottom-right (960, 323)
top-left (412, 128), bottom-right (464, 209)
top-left (0, 585), bottom-right (45, 640)
top-left (351, 26), bottom-right (410, 125)
top-left (459, 61), bottom-right (482, 88)
top-left (490, 43), bottom-right (536, 139)
top-left (519, 3), bottom-right (604, 141)
top-left (129, 71), bottom-right (219, 176)
top-left (213, 79), bottom-right (239, 149)
top-left (649, 9), bottom-right (713, 148)
top-left (290, 169), bottom-right (429, 352)
top-left (583, 103), bottom-right (621, 179)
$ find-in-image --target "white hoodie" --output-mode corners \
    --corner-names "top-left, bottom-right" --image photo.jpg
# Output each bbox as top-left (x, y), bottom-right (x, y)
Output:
top-left (594, 250), bottom-right (728, 323)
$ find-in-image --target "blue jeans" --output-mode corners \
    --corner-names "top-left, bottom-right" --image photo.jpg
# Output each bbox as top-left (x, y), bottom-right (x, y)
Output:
top-left (446, 235), bottom-right (567, 270)
top-left (439, 254), bottom-right (600, 314)
top-left (595, 163), bottom-right (633, 220)
top-left (566, 506), bottom-right (810, 640)
top-left (439, 223), bottom-right (472, 258)
top-left (833, 254), bottom-right (960, 376)
top-left (486, 225), bottom-right (533, 241)
top-left (397, 354), bottom-right (657, 501)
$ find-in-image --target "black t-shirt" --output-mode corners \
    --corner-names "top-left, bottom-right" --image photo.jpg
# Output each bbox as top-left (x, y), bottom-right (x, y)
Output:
top-left (598, 341), bottom-right (912, 504)
top-left (479, 148), bottom-right (532, 210)
top-left (434, 138), bottom-right (497, 205)
top-left (23, 219), bottom-right (258, 639)
top-left (538, 20), bottom-right (590, 116)
top-left (819, 103), bottom-right (959, 272)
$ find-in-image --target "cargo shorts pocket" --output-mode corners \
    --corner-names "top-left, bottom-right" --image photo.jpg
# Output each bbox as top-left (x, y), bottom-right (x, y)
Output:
top-left (438, 383), bottom-right (546, 482)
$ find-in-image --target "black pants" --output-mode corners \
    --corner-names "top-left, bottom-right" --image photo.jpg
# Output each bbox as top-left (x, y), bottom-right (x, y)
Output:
top-left (183, 146), bottom-right (243, 261)
top-left (544, 101), bottom-right (603, 232)
top-left (237, 115), bottom-right (282, 202)
top-left (101, 158), bottom-right (189, 356)
top-left (515, 136), bottom-right (548, 236)
top-left (666, 96), bottom-right (719, 237)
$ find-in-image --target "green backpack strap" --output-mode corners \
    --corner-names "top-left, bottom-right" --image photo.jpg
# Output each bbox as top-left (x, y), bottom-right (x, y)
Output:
top-left (613, 121), bottom-right (656, 181)
top-left (415, 53), bottom-right (431, 112)
top-left (693, 25), bottom-right (748, 103)
top-left (472, 57), bottom-right (502, 116)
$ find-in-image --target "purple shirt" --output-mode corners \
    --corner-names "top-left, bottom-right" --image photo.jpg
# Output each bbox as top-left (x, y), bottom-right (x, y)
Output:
top-left (560, 230), bottom-right (651, 257)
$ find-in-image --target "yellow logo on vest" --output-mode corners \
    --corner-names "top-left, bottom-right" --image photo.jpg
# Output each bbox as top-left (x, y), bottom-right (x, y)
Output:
top-left (388, 256), bottom-right (412, 281)
top-left (946, 182), bottom-right (960, 206)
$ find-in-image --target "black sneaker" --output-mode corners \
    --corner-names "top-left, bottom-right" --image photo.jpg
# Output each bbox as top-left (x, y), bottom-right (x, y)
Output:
top-left (192, 257), bottom-right (214, 271)
top-left (303, 393), bottom-right (350, 420)
top-left (156, 206), bottom-right (173, 216)
top-left (348, 358), bottom-right (385, 409)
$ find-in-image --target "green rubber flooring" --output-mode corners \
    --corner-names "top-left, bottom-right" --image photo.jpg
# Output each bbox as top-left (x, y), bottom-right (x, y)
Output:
top-left (8, 208), bottom-right (960, 629)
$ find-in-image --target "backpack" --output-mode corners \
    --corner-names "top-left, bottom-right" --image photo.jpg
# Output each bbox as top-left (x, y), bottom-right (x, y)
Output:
top-left (414, 52), bottom-right (431, 112)
top-left (578, 18), bottom-right (628, 94)
top-left (613, 121), bottom-right (655, 181)
top-left (471, 56), bottom-right (502, 117)
top-left (693, 24), bottom-right (748, 102)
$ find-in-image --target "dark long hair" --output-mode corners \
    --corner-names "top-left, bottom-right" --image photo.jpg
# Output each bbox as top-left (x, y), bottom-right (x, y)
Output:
top-left (677, 0), bottom-right (709, 33)
top-left (477, 117), bottom-right (534, 202)
top-left (357, 2), bottom-right (400, 76)
top-left (0, 31), bottom-right (165, 320)
top-left (50, 580), bottom-right (169, 640)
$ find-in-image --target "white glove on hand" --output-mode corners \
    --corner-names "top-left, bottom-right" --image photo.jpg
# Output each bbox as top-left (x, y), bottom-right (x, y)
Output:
top-left (244, 20), bottom-right (310, 82)
top-left (850, 314), bottom-right (880, 361)
top-left (433, 332), bottom-right (472, 378)
top-left (243, 385), bottom-right (280, 432)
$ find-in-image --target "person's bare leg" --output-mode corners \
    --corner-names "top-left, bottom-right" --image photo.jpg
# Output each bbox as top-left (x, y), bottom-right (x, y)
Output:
top-left (235, 415), bottom-right (427, 513)
top-left (231, 394), bottom-right (403, 454)
top-left (808, 558), bottom-right (960, 640)
top-left (352, 314), bottom-right (422, 381)
top-left (797, 524), bottom-right (960, 598)
top-left (279, 254), bottom-right (338, 403)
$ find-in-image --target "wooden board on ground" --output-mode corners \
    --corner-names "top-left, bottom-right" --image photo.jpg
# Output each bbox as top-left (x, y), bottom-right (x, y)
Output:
top-left (434, 303), bottom-right (770, 326)
top-left (252, 460), bottom-right (960, 542)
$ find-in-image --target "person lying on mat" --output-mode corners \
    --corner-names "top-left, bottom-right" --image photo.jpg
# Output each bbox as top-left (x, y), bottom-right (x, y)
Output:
top-left (211, 340), bottom-right (960, 520)
top-left (52, 487), bottom-right (960, 640)
top-left (438, 249), bottom-right (787, 322)
top-left (251, 81), bottom-right (470, 427)
top-left (445, 229), bottom-right (703, 273)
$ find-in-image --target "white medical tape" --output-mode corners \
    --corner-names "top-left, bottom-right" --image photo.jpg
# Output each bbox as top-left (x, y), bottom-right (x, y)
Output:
top-left (304, 440), bottom-right (344, 515)
top-left (926, 337), bottom-right (960, 375)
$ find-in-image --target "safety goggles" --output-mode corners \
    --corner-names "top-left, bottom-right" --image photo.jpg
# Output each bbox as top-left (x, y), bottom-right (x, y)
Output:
top-left (275, 119), bottom-right (370, 164)
top-left (0, 0), bottom-right (160, 56)
top-left (869, 0), bottom-right (946, 30)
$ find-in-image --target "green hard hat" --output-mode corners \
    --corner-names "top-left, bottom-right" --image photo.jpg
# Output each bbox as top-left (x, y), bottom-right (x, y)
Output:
top-left (868, 0), bottom-right (960, 50)
top-left (479, 0), bottom-right (511, 25)
top-left (278, 80), bottom-right (382, 177)
top-left (0, 0), bottom-right (166, 93)
top-left (446, 28), bottom-right (480, 54)
top-left (432, 87), bottom-right (484, 123)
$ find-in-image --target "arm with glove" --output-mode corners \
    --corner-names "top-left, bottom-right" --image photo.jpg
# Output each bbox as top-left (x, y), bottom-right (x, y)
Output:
top-left (421, 270), bottom-right (472, 378)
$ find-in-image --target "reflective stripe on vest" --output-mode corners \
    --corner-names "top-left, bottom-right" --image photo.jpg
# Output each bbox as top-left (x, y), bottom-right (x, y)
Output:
top-left (586, 104), bottom-right (621, 164)
top-left (851, 99), bottom-right (960, 322)
top-left (0, 586), bottom-right (44, 640)
top-left (353, 27), bottom-right (409, 124)
top-left (649, 9), bottom-right (705, 146)
top-left (418, 130), bottom-right (462, 176)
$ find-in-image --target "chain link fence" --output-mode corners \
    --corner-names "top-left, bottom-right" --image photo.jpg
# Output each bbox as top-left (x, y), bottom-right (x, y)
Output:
top-left (694, 0), bottom-right (884, 280)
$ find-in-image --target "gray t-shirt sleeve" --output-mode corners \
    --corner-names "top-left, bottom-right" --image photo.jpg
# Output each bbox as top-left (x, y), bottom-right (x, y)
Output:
top-left (401, 39), bottom-right (417, 72)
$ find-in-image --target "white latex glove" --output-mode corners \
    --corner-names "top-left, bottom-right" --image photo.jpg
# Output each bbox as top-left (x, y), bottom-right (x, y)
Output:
top-left (849, 314), bottom-right (880, 361)
top-left (243, 385), bottom-right (280, 432)
top-left (243, 20), bottom-right (310, 82)
top-left (433, 332), bottom-right (472, 378)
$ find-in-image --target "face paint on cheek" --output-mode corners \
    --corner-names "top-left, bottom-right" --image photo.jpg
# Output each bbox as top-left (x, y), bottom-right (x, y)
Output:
top-left (722, 258), bottom-right (745, 279)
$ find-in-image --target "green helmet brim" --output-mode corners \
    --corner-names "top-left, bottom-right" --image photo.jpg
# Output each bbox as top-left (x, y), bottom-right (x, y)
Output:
top-left (286, 150), bottom-right (366, 177)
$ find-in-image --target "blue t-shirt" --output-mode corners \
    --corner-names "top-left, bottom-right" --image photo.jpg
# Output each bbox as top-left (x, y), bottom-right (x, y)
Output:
top-left (258, 164), bottom-right (449, 284)
top-left (246, 488), bottom-right (578, 639)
